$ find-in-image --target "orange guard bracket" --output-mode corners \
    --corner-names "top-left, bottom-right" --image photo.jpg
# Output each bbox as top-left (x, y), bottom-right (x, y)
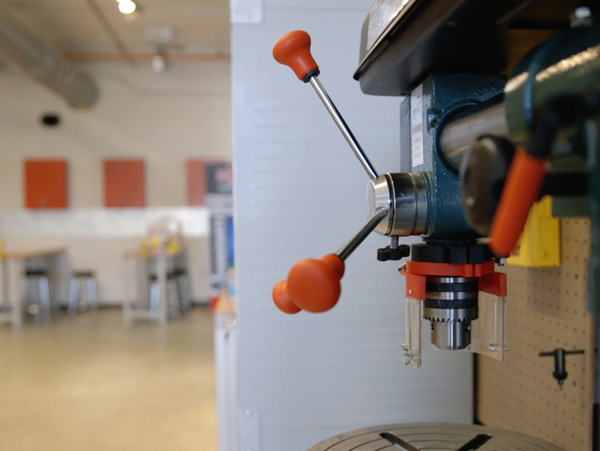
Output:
top-left (401, 260), bottom-right (506, 301)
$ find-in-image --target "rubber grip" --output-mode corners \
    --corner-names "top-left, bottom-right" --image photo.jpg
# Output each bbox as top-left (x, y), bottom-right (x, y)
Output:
top-left (272, 280), bottom-right (302, 314)
top-left (489, 148), bottom-right (546, 256)
top-left (285, 254), bottom-right (345, 313)
top-left (272, 30), bottom-right (319, 81)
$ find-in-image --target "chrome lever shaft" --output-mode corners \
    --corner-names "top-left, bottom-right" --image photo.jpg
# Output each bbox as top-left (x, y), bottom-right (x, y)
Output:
top-left (335, 208), bottom-right (389, 260)
top-left (309, 76), bottom-right (379, 181)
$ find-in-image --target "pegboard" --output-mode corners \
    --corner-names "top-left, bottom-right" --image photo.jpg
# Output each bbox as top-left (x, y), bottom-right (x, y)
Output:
top-left (477, 219), bottom-right (595, 450)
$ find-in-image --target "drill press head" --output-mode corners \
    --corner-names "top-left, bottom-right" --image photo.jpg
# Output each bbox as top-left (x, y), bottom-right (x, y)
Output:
top-left (272, 27), bottom-right (508, 368)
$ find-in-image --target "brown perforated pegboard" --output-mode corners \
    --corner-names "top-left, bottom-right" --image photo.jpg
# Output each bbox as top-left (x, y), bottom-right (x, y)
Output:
top-left (477, 219), bottom-right (595, 450)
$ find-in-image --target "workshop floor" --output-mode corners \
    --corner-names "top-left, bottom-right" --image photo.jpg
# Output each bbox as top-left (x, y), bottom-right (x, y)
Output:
top-left (0, 308), bottom-right (217, 451)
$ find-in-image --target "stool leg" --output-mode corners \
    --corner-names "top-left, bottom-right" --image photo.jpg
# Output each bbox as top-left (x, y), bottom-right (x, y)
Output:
top-left (167, 279), bottom-right (180, 318)
top-left (86, 277), bottom-right (99, 312)
top-left (68, 279), bottom-right (80, 315)
top-left (178, 274), bottom-right (192, 311)
top-left (149, 281), bottom-right (160, 311)
top-left (24, 278), bottom-right (39, 320)
top-left (38, 276), bottom-right (51, 323)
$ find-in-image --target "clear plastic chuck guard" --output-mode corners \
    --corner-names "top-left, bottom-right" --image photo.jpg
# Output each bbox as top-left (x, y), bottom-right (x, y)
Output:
top-left (400, 259), bottom-right (507, 368)
top-left (403, 292), bottom-right (507, 369)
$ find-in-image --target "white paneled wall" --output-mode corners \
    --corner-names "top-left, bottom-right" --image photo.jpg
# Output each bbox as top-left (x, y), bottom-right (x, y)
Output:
top-left (233, 6), bottom-right (473, 451)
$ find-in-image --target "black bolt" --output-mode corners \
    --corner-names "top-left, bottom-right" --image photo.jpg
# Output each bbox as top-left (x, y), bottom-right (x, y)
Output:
top-left (377, 244), bottom-right (410, 262)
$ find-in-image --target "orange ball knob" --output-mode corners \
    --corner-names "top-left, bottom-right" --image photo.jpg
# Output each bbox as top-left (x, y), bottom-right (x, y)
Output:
top-left (272, 30), bottom-right (319, 82)
top-left (272, 280), bottom-right (301, 314)
top-left (286, 254), bottom-right (345, 313)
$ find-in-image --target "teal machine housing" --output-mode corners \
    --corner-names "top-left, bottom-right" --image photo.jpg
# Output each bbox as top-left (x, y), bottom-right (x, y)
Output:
top-left (409, 74), bottom-right (505, 241)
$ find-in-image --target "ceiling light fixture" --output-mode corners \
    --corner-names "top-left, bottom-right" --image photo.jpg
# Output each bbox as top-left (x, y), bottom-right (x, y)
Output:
top-left (117, 0), bottom-right (137, 15)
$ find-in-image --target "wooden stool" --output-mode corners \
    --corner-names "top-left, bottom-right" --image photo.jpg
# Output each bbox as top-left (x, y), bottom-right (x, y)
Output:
top-left (149, 272), bottom-right (180, 318)
top-left (174, 268), bottom-right (192, 311)
top-left (24, 269), bottom-right (51, 323)
top-left (68, 271), bottom-right (99, 315)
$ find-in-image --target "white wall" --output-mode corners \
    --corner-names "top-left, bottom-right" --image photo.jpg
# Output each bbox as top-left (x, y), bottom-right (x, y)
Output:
top-left (0, 207), bottom-right (211, 304)
top-left (0, 60), bottom-right (231, 208)
top-left (233, 5), bottom-right (473, 451)
top-left (0, 59), bottom-right (232, 303)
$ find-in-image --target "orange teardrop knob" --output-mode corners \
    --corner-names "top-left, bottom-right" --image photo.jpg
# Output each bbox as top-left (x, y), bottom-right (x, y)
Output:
top-left (286, 254), bottom-right (345, 313)
top-left (272, 280), bottom-right (302, 314)
top-left (272, 30), bottom-right (319, 82)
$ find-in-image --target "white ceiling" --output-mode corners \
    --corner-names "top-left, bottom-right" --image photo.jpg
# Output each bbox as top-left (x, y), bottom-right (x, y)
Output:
top-left (0, 0), bottom-right (230, 56)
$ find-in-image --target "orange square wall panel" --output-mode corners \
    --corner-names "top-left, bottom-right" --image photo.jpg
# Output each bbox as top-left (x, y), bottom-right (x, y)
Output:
top-left (24, 159), bottom-right (68, 209)
top-left (103, 159), bottom-right (145, 208)
top-left (186, 159), bottom-right (207, 206)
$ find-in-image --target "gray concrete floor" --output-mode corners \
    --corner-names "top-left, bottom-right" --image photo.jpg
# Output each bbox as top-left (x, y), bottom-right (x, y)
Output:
top-left (0, 308), bottom-right (217, 450)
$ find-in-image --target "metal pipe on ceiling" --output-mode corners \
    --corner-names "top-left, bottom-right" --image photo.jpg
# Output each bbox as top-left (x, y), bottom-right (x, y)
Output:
top-left (0, 15), bottom-right (99, 109)
top-left (63, 51), bottom-right (230, 63)
top-left (85, 0), bottom-right (136, 66)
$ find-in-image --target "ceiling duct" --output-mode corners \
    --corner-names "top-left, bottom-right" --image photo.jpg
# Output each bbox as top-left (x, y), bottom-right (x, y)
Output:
top-left (0, 15), bottom-right (98, 109)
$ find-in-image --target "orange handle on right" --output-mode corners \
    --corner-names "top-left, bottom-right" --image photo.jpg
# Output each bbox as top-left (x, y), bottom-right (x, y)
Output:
top-left (489, 148), bottom-right (547, 257)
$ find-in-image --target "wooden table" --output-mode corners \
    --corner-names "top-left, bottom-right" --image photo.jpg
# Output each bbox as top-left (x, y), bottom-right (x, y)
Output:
top-left (0, 246), bottom-right (67, 331)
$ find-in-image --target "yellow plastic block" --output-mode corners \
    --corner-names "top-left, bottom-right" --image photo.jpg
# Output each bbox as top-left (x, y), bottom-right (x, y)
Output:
top-left (507, 196), bottom-right (561, 267)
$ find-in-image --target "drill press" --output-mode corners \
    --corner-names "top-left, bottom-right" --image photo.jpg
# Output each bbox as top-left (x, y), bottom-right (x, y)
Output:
top-left (271, 1), bottom-right (600, 369)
